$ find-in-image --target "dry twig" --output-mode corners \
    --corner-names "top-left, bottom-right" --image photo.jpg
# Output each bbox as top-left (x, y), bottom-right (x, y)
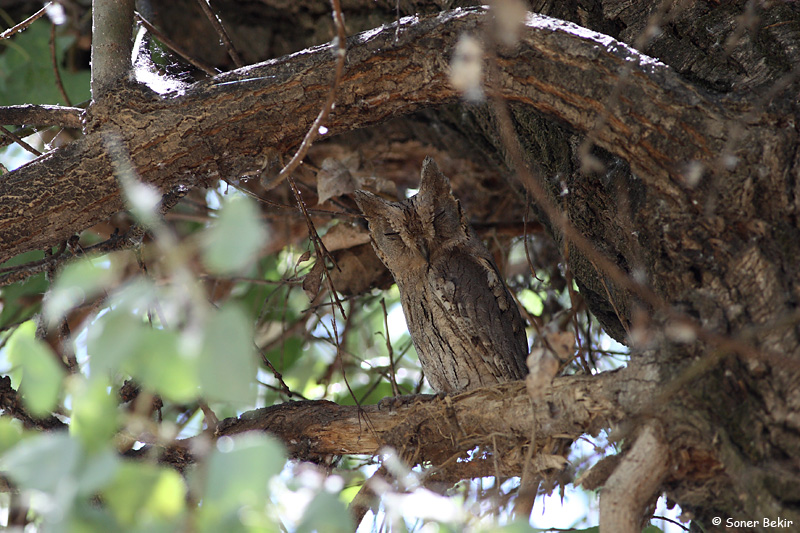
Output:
top-left (0, 2), bottom-right (52, 40)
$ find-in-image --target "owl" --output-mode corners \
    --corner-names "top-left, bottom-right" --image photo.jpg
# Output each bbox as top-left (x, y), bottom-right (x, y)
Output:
top-left (353, 157), bottom-right (529, 393)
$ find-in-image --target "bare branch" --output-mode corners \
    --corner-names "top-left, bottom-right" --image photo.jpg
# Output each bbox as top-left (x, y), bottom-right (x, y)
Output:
top-left (203, 374), bottom-right (622, 475)
top-left (49, 23), bottom-right (73, 106)
top-left (91, 0), bottom-right (135, 98)
top-left (0, 2), bottom-right (52, 41)
top-left (0, 127), bottom-right (42, 156)
top-left (0, 105), bottom-right (83, 128)
top-left (600, 423), bottom-right (670, 532)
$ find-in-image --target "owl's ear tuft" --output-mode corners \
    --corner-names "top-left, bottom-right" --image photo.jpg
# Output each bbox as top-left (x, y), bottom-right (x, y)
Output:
top-left (353, 190), bottom-right (391, 221)
top-left (419, 157), bottom-right (453, 198)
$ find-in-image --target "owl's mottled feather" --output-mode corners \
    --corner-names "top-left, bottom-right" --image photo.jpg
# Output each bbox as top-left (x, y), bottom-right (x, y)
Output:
top-left (353, 158), bottom-right (528, 393)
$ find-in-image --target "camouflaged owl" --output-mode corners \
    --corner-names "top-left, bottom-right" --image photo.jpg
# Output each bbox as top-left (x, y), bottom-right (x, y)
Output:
top-left (354, 157), bottom-right (528, 393)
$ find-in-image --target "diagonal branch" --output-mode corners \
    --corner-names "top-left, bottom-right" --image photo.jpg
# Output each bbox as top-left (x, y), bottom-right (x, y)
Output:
top-left (0, 7), bottom-right (739, 265)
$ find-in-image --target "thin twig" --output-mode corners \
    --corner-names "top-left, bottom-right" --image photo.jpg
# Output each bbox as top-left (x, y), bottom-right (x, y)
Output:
top-left (263, 0), bottom-right (349, 325)
top-left (262, 0), bottom-right (348, 192)
top-left (0, 2), bottom-right (52, 40)
top-left (0, 127), bottom-right (42, 156)
top-left (266, 0), bottom-right (349, 323)
top-left (380, 298), bottom-right (401, 397)
top-left (194, 0), bottom-right (243, 68)
top-left (134, 11), bottom-right (218, 76)
top-left (49, 23), bottom-right (73, 106)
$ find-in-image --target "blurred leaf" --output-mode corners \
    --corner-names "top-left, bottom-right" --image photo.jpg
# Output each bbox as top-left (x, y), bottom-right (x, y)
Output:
top-left (296, 491), bottom-right (353, 533)
top-left (203, 194), bottom-right (268, 274)
top-left (0, 418), bottom-right (24, 454)
top-left (44, 257), bottom-right (118, 328)
top-left (198, 433), bottom-right (285, 512)
top-left (518, 288), bottom-right (544, 316)
top-left (76, 448), bottom-right (119, 495)
top-left (67, 501), bottom-right (120, 533)
top-left (123, 179), bottom-right (162, 228)
top-left (87, 308), bottom-right (146, 377)
top-left (103, 461), bottom-right (186, 526)
top-left (199, 303), bottom-right (257, 405)
top-left (125, 328), bottom-right (199, 403)
top-left (1, 432), bottom-right (81, 493)
top-left (492, 520), bottom-right (540, 531)
top-left (0, 23), bottom-right (90, 106)
top-left (7, 321), bottom-right (65, 416)
top-left (69, 376), bottom-right (119, 452)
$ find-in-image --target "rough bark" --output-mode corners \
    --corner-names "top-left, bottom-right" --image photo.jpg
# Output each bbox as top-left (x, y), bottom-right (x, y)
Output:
top-left (209, 374), bottom-right (625, 481)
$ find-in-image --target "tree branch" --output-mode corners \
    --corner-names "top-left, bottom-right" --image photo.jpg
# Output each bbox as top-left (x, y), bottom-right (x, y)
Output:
top-left (599, 423), bottom-right (670, 532)
top-left (0, 7), bottom-right (740, 264)
top-left (91, 0), bottom-right (135, 98)
top-left (0, 105), bottom-right (83, 129)
top-left (210, 374), bottom-right (622, 478)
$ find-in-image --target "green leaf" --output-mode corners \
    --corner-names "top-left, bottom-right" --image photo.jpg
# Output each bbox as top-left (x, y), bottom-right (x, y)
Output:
top-left (76, 447), bottom-right (119, 496)
top-left (203, 194), bottom-right (268, 274)
top-left (199, 303), bottom-right (257, 405)
top-left (296, 491), bottom-right (354, 533)
top-left (0, 418), bottom-right (24, 454)
top-left (1, 432), bottom-right (81, 493)
top-left (491, 521), bottom-right (540, 532)
top-left (86, 308), bottom-right (146, 377)
top-left (44, 257), bottom-right (118, 328)
top-left (125, 328), bottom-right (199, 403)
top-left (264, 335), bottom-right (304, 373)
top-left (69, 376), bottom-right (119, 452)
top-left (7, 321), bottom-right (65, 416)
top-left (0, 23), bottom-right (90, 106)
top-left (103, 461), bottom-right (186, 526)
top-left (518, 288), bottom-right (544, 316)
top-left (198, 433), bottom-right (285, 512)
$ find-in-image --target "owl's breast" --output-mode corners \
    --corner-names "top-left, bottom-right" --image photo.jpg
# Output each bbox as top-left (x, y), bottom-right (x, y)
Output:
top-left (396, 249), bottom-right (529, 393)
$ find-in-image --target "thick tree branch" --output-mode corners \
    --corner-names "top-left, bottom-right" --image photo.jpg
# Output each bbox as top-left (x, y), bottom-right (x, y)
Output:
top-left (212, 374), bottom-right (622, 479)
top-left (0, 7), bottom-right (748, 264)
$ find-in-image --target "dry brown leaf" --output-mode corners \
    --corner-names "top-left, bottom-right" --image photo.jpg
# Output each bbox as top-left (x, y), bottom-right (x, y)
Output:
top-left (317, 158), bottom-right (356, 204)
